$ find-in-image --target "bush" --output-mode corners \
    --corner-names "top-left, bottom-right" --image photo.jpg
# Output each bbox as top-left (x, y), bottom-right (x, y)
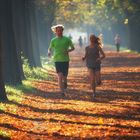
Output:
top-left (22, 56), bottom-right (50, 80)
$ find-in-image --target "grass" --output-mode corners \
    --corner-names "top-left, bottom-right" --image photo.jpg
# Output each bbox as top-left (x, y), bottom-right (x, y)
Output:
top-left (22, 56), bottom-right (53, 80)
top-left (41, 56), bottom-right (55, 70)
top-left (105, 44), bottom-right (140, 54)
top-left (0, 81), bottom-right (35, 113)
top-left (0, 57), bottom-right (53, 139)
top-left (0, 130), bottom-right (10, 139)
top-left (5, 81), bottom-right (36, 102)
top-left (4, 56), bottom-right (53, 103)
top-left (2, 56), bottom-right (53, 103)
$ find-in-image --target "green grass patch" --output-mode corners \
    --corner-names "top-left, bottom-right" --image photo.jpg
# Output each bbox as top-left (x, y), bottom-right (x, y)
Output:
top-left (1, 80), bottom-right (37, 114)
top-left (23, 65), bottom-right (49, 80)
top-left (105, 44), bottom-right (140, 54)
top-left (0, 103), bottom-right (7, 111)
top-left (0, 102), bottom-right (17, 113)
top-left (4, 56), bottom-right (54, 103)
top-left (0, 130), bottom-right (10, 139)
top-left (5, 80), bottom-right (36, 103)
top-left (17, 80), bottom-right (37, 93)
top-left (41, 56), bottom-right (54, 69)
top-left (22, 56), bottom-right (52, 80)
top-left (6, 85), bottom-right (23, 103)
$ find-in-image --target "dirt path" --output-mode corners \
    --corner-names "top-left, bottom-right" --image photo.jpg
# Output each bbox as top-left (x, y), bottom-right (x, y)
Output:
top-left (0, 47), bottom-right (140, 140)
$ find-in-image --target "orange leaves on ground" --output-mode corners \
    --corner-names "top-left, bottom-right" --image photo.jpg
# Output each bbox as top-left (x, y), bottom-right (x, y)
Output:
top-left (0, 51), bottom-right (140, 139)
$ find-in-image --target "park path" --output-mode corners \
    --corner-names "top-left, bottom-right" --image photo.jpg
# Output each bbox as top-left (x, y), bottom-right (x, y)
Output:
top-left (0, 46), bottom-right (140, 140)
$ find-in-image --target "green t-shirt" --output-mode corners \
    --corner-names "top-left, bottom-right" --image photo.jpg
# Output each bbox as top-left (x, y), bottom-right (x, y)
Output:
top-left (49, 36), bottom-right (74, 62)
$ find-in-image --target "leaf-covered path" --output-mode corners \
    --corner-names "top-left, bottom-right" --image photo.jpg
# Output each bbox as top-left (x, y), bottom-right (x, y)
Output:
top-left (0, 47), bottom-right (140, 140)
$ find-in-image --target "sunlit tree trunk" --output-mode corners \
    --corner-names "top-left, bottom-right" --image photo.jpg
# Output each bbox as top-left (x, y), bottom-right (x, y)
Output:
top-left (35, 0), bottom-right (56, 55)
top-left (24, 0), bottom-right (37, 67)
top-left (28, 0), bottom-right (41, 67)
top-left (35, 8), bottom-right (48, 55)
top-left (20, 0), bottom-right (41, 67)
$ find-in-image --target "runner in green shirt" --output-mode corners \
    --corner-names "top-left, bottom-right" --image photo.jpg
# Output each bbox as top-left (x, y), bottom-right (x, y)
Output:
top-left (48, 24), bottom-right (74, 96)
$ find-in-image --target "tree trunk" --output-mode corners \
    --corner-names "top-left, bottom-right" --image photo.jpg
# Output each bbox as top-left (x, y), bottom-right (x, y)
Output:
top-left (28, 0), bottom-right (42, 67)
top-left (35, 8), bottom-right (48, 56)
top-left (0, 0), bottom-right (22, 85)
top-left (128, 22), bottom-right (140, 52)
top-left (24, 0), bottom-right (37, 67)
top-left (0, 30), bottom-right (8, 101)
top-left (11, 0), bottom-right (25, 80)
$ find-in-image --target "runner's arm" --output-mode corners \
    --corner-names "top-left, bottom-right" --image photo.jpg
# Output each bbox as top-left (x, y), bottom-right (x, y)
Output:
top-left (48, 40), bottom-right (53, 57)
top-left (65, 40), bottom-right (75, 54)
top-left (68, 46), bottom-right (75, 52)
top-left (48, 48), bottom-right (52, 57)
top-left (98, 46), bottom-right (105, 60)
top-left (82, 47), bottom-right (87, 61)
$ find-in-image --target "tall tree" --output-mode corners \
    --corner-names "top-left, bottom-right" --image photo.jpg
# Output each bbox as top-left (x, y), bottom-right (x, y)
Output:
top-left (23, 0), bottom-right (41, 67)
top-left (0, 0), bottom-right (22, 85)
top-left (35, 8), bottom-right (49, 55)
top-left (27, 0), bottom-right (42, 67)
top-left (12, 0), bottom-right (41, 68)
top-left (0, 30), bottom-right (8, 101)
top-left (35, 0), bottom-right (57, 53)
top-left (122, 0), bottom-right (140, 51)
top-left (11, 0), bottom-right (25, 80)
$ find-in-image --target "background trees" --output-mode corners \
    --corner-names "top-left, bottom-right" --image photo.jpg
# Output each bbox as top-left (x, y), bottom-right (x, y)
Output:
top-left (35, 0), bottom-right (56, 55)
top-left (52, 0), bottom-right (140, 51)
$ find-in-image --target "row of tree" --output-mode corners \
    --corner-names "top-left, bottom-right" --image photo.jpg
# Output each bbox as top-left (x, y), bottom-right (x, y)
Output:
top-left (52, 0), bottom-right (140, 51)
top-left (0, 0), bottom-right (53, 101)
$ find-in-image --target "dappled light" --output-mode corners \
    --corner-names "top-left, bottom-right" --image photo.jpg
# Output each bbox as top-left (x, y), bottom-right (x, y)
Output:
top-left (0, 47), bottom-right (140, 139)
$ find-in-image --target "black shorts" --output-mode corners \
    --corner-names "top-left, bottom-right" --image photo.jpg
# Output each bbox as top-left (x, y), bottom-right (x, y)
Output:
top-left (90, 66), bottom-right (101, 71)
top-left (87, 64), bottom-right (101, 72)
top-left (55, 62), bottom-right (69, 77)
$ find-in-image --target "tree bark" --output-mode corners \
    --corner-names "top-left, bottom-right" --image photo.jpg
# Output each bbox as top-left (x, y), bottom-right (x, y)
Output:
top-left (11, 0), bottom-right (25, 80)
top-left (28, 0), bottom-right (42, 67)
top-left (0, 30), bottom-right (8, 101)
top-left (0, 0), bottom-right (22, 85)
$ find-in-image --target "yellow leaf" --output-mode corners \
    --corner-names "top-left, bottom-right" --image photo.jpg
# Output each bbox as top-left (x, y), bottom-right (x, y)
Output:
top-left (98, 117), bottom-right (104, 125)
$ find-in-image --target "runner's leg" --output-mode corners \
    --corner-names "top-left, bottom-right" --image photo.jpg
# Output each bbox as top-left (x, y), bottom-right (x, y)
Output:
top-left (88, 69), bottom-right (96, 95)
top-left (96, 70), bottom-right (101, 85)
top-left (57, 72), bottom-right (65, 95)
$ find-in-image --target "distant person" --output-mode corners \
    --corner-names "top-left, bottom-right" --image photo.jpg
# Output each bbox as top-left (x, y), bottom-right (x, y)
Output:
top-left (78, 36), bottom-right (83, 47)
top-left (82, 34), bottom-right (105, 98)
top-left (48, 24), bottom-right (75, 96)
top-left (114, 34), bottom-right (121, 52)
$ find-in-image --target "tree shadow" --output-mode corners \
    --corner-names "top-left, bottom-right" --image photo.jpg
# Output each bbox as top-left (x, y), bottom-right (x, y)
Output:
top-left (4, 100), bottom-right (140, 122)
top-left (0, 134), bottom-right (11, 140)
top-left (102, 71), bottom-right (140, 82)
top-left (103, 54), bottom-right (140, 67)
top-left (0, 108), bottom-right (45, 122)
top-left (95, 89), bottom-right (140, 102)
top-left (0, 123), bottom-right (95, 139)
top-left (49, 118), bottom-right (140, 131)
